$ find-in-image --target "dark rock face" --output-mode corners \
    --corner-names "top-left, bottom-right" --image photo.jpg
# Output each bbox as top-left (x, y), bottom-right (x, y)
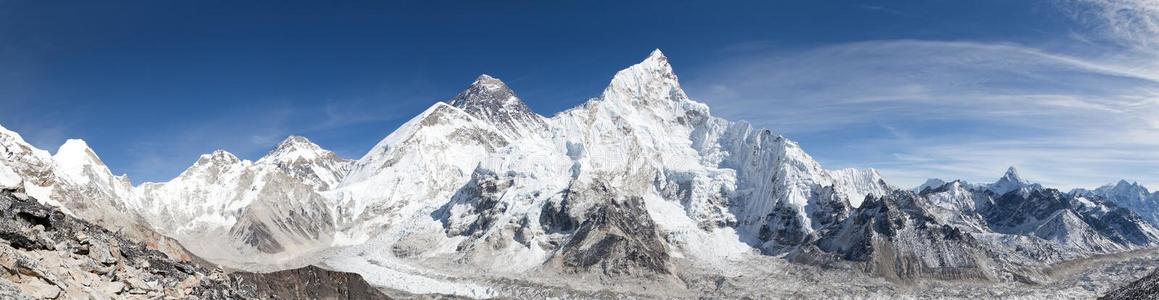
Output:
top-left (983, 188), bottom-right (1159, 248)
top-left (447, 74), bottom-right (548, 137)
top-left (984, 189), bottom-right (1070, 231)
top-left (556, 194), bottom-right (673, 278)
top-left (539, 194), bottom-right (578, 235)
top-left (0, 187), bottom-right (389, 299)
top-left (815, 191), bottom-right (997, 281)
top-left (1103, 268), bottom-right (1159, 300)
top-left (231, 265), bottom-right (389, 300)
top-left (434, 169), bottom-right (513, 238)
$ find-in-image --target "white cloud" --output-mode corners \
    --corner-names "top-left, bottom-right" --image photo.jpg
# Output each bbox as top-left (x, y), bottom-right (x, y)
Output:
top-left (684, 36), bottom-right (1159, 191)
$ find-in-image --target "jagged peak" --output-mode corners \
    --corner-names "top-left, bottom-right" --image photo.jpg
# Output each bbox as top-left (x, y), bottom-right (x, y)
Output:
top-left (1002, 166), bottom-right (1024, 182)
top-left (443, 74), bottom-right (545, 136)
top-left (989, 166), bottom-right (1038, 195)
top-left (258, 135), bottom-right (341, 164)
top-left (448, 74), bottom-right (529, 112)
top-left (1114, 179), bottom-right (1139, 188)
top-left (198, 149), bottom-right (241, 165)
top-left (1101, 179), bottom-right (1151, 196)
top-left (271, 135), bottom-right (323, 154)
top-left (612, 49), bottom-right (676, 82)
top-left (601, 49), bottom-right (687, 107)
top-left (648, 48), bottom-right (667, 60)
top-left (471, 74), bottom-right (507, 91)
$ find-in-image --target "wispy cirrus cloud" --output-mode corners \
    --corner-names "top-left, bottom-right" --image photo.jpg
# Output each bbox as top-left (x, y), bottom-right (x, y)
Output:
top-left (684, 1), bottom-right (1159, 191)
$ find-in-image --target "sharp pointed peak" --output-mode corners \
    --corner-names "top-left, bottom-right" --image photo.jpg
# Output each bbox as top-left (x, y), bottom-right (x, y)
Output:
top-left (54, 139), bottom-right (105, 168)
top-left (1003, 166), bottom-right (1021, 178)
top-left (633, 48), bottom-right (673, 72)
top-left (258, 135), bottom-right (343, 164)
top-left (474, 73), bottom-right (501, 83)
top-left (201, 149), bottom-right (240, 163)
top-left (273, 135), bottom-right (318, 150)
top-left (997, 166), bottom-right (1029, 184)
top-left (988, 166), bottom-right (1039, 195)
top-left (447, 74), bottom-right (538, 119)
top-left (648, 48), bottom-right (667, 60)
top-left (57, 139), bottom-right (92, 153)
top-left (602, 48), bottom-right (683, 101)
top-left (469, 74), bottom-right (510, 91)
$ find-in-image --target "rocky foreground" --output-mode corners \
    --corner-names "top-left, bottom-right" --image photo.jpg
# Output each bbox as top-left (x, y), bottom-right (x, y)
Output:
top-left (1103, 268), bottom-right (1159, 300)
top-left (0, 187), bottom-right (387, 299)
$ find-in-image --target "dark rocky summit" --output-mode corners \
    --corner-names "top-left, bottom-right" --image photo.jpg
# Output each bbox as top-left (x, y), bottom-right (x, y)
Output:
top-left (231, 265), bottom-right (389, 300)
top-left (0, 186), bottom-right (389, 299)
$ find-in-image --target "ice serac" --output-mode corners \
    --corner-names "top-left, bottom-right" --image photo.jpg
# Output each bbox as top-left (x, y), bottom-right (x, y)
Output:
top-left (447, 74), bottom-right (548, 138)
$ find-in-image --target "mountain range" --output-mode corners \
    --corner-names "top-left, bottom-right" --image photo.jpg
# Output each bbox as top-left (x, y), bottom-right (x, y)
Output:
top-left (1, 50), bottom-right (1157, 298)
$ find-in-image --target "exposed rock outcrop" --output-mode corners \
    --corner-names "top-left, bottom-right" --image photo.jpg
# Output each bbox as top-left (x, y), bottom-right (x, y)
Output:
top-left (0, 187), bottom-right (388, 299)
top-left (1102, 267), bottom-right (1159, 300)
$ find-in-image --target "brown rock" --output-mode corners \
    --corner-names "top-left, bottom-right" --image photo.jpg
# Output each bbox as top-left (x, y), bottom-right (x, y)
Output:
top-left (18, 278), bottom-right (59, 299)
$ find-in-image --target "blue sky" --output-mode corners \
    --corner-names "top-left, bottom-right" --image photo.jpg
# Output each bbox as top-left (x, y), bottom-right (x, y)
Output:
top-left (0, 1), bottom-right (1156, 189)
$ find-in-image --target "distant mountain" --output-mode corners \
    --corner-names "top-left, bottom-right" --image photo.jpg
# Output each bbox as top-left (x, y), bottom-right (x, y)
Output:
top-left (805, 168), bottom-right (1159, 282)
top-left (135, 136), bottom-right (350, 264)
top-left (1074, 180), bottom-right (1159, 227)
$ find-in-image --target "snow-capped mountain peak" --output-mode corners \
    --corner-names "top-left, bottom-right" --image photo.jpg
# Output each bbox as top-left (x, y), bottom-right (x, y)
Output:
top-left (257, 135), bottom-right (335, 165)
top-left (447, 74), bottom-right (546, 137)
top-left (470, 74), bottom-right (507, 91)
top-left (603, 49), bottom-right (684, 104)
top-left (203, 149), bottom-right (242, 164)
top-left (257, 135), bottom-right (351, 190)
top-left (450, 74), bottom-right (518, 107)
top-left (988, 166), bottom-right (1036, 195)
top-left (53, 139), bottom-right (117, 186)
top-left (1002, 166), bottom-right (1024, 182)
top-left (1108, 180), bottom-right (1149, 195)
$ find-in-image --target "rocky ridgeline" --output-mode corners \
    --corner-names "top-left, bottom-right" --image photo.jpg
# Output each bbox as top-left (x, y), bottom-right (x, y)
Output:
top-left (1103, 268), bottom-right (1159, 300)
top-left (0, 187), bottom-right (388, 299)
